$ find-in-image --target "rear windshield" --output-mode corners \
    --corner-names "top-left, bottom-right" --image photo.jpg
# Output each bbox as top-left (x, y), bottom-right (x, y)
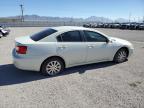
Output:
top-left (30, 28), bottom-right (57, 41)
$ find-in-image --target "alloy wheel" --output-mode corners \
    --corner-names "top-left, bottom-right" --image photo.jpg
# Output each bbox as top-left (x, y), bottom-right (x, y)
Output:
top-left (45, 61), bottom-right (62, 76)
top-left (116, 49), bottom-right (127, 63)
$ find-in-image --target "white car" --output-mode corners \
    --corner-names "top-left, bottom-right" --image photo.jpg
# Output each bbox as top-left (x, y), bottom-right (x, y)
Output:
top-left (12, 26), bottom-right (134, 76)
top-left (0, 25), bottom-right (10, 38)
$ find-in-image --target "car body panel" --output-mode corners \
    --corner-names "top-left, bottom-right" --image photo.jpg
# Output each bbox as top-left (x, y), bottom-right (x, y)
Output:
top-left (56, 42), bottom-right (87, 66)
top-left (85, 42), bottom-right (114, 62)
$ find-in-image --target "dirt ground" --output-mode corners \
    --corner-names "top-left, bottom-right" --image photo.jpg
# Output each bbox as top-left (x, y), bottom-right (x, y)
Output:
top-left (0, 27), bottom-right (144, 108)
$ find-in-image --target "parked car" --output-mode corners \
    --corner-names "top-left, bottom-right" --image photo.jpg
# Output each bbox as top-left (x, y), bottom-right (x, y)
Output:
top-left (83, 24), bottom-right (90, 28)
top-left (91, 23), bottom-right (98, 28)
top-left (119, 23), bottom-right (131, 29)
top-left (128, 23), bottom-right (137, 30)
top-left (0, 25), bottom-right (10, 38)
top-left (97, 23), bottom-right (104, 28)
top-left (138, 23), bottom-right (144, 30)
top-left (103, 23), bottom-right (109, 28)
top-left (106, 23), bottom-right (114, 28)
top-left (12, 26), bottom-right (134, 76)
top-left (111, 23), bottom-right (120, 29)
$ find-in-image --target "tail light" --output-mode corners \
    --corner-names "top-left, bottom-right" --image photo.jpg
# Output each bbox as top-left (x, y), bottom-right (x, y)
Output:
top-left (16, 46), bottom-right (27, 54)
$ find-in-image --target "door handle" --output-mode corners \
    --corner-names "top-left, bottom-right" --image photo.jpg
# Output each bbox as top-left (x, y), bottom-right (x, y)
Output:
top-left (88, 45), bottom-right (95, 48)
top-left (58, 46), bottom-right (67, 49)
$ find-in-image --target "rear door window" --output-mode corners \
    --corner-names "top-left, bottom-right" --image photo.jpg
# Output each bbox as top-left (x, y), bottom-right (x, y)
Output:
top-left (31, 28), bottom-right (57, 41)
top-left (57, 31), bottom-right (82, 42)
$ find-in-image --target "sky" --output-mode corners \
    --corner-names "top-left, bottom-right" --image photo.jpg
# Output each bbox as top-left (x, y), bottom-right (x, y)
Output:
top-left (0, 0), bottom-right (144, 20)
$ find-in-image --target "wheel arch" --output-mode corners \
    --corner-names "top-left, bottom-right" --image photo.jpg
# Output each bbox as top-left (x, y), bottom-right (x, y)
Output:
top-left (114, 46), bottom-right (129, 59)
top-left (40, 56), bottom-right (66, 71)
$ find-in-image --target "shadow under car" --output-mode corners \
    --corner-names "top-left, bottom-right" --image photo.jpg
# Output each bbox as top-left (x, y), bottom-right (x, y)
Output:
top-left (0, 61), bottom-right (115, 86)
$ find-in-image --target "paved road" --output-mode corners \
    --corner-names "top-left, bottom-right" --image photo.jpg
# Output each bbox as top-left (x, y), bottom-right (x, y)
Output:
top-left (0, 28), bottom-right (144, 108)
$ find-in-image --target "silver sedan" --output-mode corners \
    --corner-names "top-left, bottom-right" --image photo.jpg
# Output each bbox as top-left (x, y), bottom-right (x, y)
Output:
top-left (12, 26), bottom-right (134, 76)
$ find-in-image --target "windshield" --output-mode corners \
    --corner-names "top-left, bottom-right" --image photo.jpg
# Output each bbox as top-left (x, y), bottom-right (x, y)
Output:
top-left (30, 28), bottom-right (57, 41)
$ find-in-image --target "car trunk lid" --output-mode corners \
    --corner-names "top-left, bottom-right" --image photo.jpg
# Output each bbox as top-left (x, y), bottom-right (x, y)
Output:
top-left (15, 36), bottom-right (35, 45)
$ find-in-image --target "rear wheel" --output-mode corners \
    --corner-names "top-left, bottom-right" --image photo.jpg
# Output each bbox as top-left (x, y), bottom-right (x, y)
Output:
top-left (114, 48), bottom-right (128, 63)
top-left (41, 58), bottom-right (64, 76)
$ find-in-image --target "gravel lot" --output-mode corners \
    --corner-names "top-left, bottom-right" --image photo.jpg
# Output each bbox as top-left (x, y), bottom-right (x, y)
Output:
top-left (0, 27), bottom-right (144, 108)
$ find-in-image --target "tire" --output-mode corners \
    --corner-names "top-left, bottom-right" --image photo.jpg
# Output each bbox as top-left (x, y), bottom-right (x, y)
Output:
top-left (41, 58), bottom-right (64, 76)
top-left (114, 48), bottom-right (128, 63)
top-left (0, 32), bottom-right (2, 38)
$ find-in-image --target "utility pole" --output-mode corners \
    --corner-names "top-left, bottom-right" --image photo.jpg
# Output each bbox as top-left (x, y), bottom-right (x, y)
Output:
top-left (20, 4), bottom-right (24, 22)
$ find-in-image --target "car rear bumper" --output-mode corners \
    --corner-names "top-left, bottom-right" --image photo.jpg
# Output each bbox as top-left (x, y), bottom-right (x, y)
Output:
top-left (12, 49), bottom-right (41, 72)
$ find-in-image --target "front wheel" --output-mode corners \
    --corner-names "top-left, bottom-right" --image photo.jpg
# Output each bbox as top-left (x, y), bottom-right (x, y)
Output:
top-left (0, 32), bottom-right (2, 38)
top-left (114, 48), bottom-right (128, 63)
top-left (41, 58), bottom-right (64, 76)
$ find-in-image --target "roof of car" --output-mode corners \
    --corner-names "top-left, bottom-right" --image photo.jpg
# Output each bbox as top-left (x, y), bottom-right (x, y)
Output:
top-left (52, 26), bottom-right (93, 31)
top-left (49, 26), bottom-right (108, 38)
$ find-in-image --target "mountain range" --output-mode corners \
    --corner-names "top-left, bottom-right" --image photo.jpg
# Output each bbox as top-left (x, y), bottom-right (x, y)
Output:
top-left (2, 15), bottom-right (130, 23)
